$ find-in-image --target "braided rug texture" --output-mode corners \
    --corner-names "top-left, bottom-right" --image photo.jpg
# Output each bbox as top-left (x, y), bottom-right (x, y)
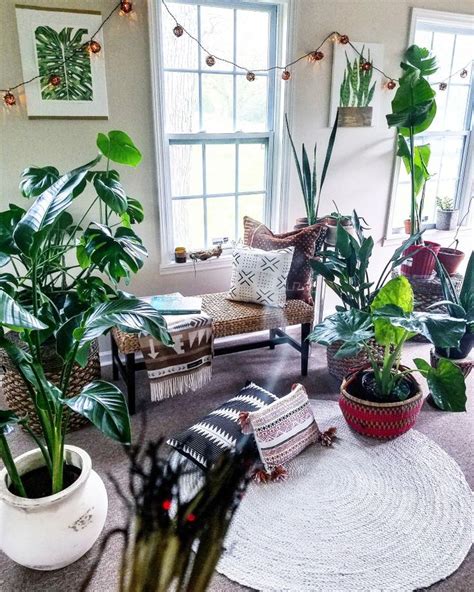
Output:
top-left (217, 400), bottom-right (472, 592)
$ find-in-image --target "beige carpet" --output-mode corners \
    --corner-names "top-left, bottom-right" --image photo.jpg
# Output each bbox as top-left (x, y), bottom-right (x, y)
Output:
top-left (0, 336), bottom-right (472, 591)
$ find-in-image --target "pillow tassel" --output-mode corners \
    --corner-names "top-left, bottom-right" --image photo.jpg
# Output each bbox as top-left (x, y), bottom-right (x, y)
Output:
top-left (239, 411), bottom-right (253, 434)
top-left (319, 426), bottom-right (337, 447)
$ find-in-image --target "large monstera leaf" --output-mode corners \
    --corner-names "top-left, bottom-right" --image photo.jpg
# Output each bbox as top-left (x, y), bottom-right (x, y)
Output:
top-left (64, 380), bottom-right (131, 444)
top-left (93, 171), bottom-right (128, 215)
top-left (79, 224), bottom-right (147, 282)
top-left (35, 26), bottom-right (92, 101)
top-left (14, 157), bottom-right (100, 256)
top-left (20, 166), bottom-right (60, 198)
top-left (97, 131), bottom-right (142, 167)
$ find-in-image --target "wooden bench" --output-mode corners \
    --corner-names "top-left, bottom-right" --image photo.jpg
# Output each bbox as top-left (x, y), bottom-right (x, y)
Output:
top-left (111, 292), bottom-right (314, 413)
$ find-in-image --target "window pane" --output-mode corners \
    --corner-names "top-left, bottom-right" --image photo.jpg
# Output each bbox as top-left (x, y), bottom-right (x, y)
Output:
top-left (236, 10), bottom-right (270, 71)
top-left (236, 75), bottom-right (268, 131)
top-left (206, 144), bottom-right (236, 194)
top-left (169, 144), bottom-right (202, 196)
top-left (445, 86), bottom-right (470, 131)
top-left (202, 74), bottom-right (233, 131)
top-left (452, 35), bottom-right (473, 76)
top-left (165, 72), bottom-right (199, 132)
top-left (238, 194), bottom-right (265, 232)
top-left (162, 3), bottom-right (198, 70)
top-left (414, 29), bottom-right (432, 51)
top-left (173, 199), bottom-right (204, 250)
top-left (200, 6), bottom-right (234, 71)
top-left (438, 137), bottom-right (464, 179)
top-left (431, 32), bottom-right (455, 80)
top-left (239, 143), bottom-right (266, 192)
top-left (207, 196), bottom-right (235, 245)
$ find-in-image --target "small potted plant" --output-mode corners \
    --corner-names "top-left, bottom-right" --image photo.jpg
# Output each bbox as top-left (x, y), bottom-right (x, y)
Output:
top-left (310, 276), bottom-right (467, 437)
top-left (436, 196), bottom-right (459, 230)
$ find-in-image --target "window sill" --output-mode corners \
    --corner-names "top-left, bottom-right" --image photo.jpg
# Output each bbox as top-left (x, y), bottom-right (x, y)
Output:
top-left (160, 254), bottom-right (233, 275)
top-left (382, 226), bottom-right (472, 247)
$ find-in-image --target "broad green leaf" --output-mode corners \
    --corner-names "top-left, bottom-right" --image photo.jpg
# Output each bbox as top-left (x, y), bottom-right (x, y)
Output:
top-left (459, 251), bottom-right (474, 316)
top-left (93, 173), bottom-right (128, 214)
top-left (0, 205), bottom-right (24, 266)
top-left (124, 197), bottom-right (144, 224)
top-left (414, 358), bottom-right (466, 412)
top-left (370, 276), bottom-right (413, 345)
top-left (96, 131), bottom-right (142, 167)
top-left (0, 274), bottom-right (18, 297)
top-left (310, 258), bottom-right (335, 281)
top-left (0, 290), bottom-right (47, 332)
top-left (19, 166), bottom-right (59, 198)
top-left (309, 309), bottom-right (373, 347)
top-left (65, 380), bottom-right (131, 444)
top-left (335, 222), bottom-right (352, 259)
top-left (14, 156), bottom-right (100, 255)
top-left (404, 45), bottom-right (438, 76)
top-left (80, 224), bottom-right (147, 282)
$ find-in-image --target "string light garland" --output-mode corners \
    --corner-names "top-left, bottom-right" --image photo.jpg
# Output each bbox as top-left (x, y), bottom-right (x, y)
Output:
top-left (1, 0), bottom-right (472, 108)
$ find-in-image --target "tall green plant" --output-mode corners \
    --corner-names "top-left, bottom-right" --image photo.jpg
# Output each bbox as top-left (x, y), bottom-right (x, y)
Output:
top-left (0, 132), bottom-right (173, 497)
top-left (285, 110), bottom-right (339, 225)
top-left (387, 45), bottom-right (438, 240)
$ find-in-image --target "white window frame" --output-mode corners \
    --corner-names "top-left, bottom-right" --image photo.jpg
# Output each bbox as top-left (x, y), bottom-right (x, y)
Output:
top-left (148, 0), bottom-right (295, 273)
top-left (384, 8), bottom-right (474, 242)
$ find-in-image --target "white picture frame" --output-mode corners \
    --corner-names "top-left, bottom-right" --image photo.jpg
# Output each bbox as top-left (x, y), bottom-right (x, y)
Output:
top-left (15, 5), bottom-right (108, 119)
top-left (329, 42), bottom-right (384, 128)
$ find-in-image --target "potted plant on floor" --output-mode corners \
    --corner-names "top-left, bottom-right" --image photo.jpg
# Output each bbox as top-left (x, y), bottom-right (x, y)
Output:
top-left (0, 130), bottom-right (147, 431)
top-left (0, 134), bottom-right (173, 570)
top-left (285, 110), bottom-right (339, 229)
top-left (436, 196), bottom-right (459, 230)
top-left (387, 45), bottom-right (440, 278)
top-left (309, 276), bottom-right (467, 437)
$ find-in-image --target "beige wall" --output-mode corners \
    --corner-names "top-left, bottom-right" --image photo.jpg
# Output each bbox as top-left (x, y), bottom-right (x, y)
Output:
top-left (1, 0), bottom-right (472, 300)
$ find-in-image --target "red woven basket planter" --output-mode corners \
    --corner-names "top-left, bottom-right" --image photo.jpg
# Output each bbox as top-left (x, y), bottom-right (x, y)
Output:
top-left (339, 369), bottom-right (423, 439)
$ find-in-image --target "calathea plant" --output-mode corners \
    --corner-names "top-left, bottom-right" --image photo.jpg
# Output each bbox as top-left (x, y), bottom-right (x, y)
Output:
top-left (0, 131), bottom-right (172, 497)
top-left (310, 275), bottom-right (467, 411)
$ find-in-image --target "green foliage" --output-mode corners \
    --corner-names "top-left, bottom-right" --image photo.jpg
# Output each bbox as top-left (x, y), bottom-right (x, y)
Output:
top-left (386, 45), bottom-right (438, 237)
top-left (414, 358), bottom-right (466, 411)
top-left (0, 131), bottom-right (172, 498)
top-left (285, 110), bottom-right (339, 224)
top-left (436, 196), bottom-right (455, 211)
top-left (35, 26), bottom-right (92, 101)
top-left (339, 48), bottom-right (375, 108)
top-left (97, 131), bottom-right (142, 167)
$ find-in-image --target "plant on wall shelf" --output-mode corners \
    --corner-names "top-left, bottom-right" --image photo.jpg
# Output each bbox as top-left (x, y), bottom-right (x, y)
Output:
top-left (339, 47), bottom-right (375, 108)
top-left (285, 110), bottom-right (340, 225)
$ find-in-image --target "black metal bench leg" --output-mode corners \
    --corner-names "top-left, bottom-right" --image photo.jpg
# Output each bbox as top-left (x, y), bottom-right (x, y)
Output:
top-left (126, 352), bottom-right (136, 415)
top-left (269, 329), bottom-right (276, 349)
top-left (111, 334), bottom-right (119, 380)
top-left (301, 323), bottom-right (311, 376)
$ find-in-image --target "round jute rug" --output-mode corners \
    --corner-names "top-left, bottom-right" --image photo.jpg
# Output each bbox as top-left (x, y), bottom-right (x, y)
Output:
top-left (217, 400), bottom-right (472, 592)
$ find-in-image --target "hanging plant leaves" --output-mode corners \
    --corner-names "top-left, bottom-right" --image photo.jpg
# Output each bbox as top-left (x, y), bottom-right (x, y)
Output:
top-left (97, 131), bottom-right (142, 167)
top-left (20, 166), bottom-right (60, 198)
top-left (64, 380), bottom-right (131, 444)
top-left (35, 26), bottom-right (92, 101)
top-left (80, 223), bottom-right (147, 282)
top-left (93, 173), bottom-right (128, 214)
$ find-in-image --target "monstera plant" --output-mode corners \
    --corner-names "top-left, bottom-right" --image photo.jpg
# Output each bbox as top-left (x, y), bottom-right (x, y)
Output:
top-left (0, 131), bottom-right (173, 571)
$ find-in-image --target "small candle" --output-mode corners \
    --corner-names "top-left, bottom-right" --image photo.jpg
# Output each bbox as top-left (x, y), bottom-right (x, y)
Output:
top-left (175, 247), bottom-right (187, 263)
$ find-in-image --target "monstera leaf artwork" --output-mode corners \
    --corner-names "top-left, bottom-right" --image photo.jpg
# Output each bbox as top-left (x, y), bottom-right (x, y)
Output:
top-left (35, 26), bottom-right (93, 101)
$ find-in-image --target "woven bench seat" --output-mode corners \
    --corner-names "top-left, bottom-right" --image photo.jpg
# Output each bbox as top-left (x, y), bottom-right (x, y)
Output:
top-left (111, 292), bottom-right (314, 413)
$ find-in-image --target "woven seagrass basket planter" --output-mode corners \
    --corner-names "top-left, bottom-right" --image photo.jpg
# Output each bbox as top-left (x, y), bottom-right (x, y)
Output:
top-left (0, 336), bottom-right (101, 434)
top-left (327, 339), bottom-right (386, 382)
top-left (339, 368), bottom-right (423, 439)
top-left (430, 349), bottom-right (473, 379)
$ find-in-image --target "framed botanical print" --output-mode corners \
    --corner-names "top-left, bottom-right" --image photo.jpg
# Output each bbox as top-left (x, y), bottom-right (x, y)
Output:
top-left (15, 5), bottom-right (108, 118)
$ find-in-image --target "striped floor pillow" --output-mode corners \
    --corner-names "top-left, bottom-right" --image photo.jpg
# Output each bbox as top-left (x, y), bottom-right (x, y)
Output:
top-left (241, 383), bottom-right (319, 471)
top-left (167, 383), bottom-right (278, 470)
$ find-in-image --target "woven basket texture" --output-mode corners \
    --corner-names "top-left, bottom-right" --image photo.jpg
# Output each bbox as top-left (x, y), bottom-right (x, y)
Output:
top-left (327, 339), bottom-right (387, 382)
top-left (113, 292), bottom-right (314, 354)
top-left (0, 336), bottom-right (101, 434)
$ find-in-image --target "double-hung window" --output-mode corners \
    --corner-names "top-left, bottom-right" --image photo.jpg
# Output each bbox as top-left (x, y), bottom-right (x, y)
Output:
top-left (388, 9), bottom-right (474, 235)
top-left (159, 1), bottom-right (278, 259)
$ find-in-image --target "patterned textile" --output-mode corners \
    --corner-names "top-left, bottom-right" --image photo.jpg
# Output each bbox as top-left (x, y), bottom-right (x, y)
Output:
top-left (243, 216), bottom-right (327, 304)
top-left (228, 245), bottom-right (294, 308)
top-left (138, 314), bottom-right (213, 402)
top-left (167, 383), bottom-right (278, 470)
top-left (242, 384), bottom-right (319, 471)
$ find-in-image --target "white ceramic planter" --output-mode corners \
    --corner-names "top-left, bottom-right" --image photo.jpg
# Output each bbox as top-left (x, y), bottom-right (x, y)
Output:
top-left (0, 445), bottom-right (108, 570)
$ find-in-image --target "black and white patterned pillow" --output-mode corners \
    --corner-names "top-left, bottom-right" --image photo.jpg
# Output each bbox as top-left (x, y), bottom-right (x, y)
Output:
top-left (167, 383), bottom-right (278, 470)
top-left (228, 245), bottom-right (294, 307)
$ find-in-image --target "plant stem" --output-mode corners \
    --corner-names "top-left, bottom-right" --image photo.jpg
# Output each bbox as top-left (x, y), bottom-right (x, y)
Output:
top-left (0, 434), bottom-right (27, 498)
top-left (408, 127), bottom-right (418, 240)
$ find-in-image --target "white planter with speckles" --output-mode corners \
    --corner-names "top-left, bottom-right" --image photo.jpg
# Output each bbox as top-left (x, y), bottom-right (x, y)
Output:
top-left (0, 445), bottom-right (107, 570)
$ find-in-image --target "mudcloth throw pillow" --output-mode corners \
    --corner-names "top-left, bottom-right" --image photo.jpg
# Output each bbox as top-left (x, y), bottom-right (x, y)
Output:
top-left (240, 383), bottom-right (319, 472)
top-left (167, 383), bottom-right (278, 470)
top-left (228, 245), bottom-right (294, 307)
top-left (243, 216), bottom-right (327, 304)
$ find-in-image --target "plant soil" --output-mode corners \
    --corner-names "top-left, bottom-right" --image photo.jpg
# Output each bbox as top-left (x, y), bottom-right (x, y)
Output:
top-left (346, 370), bottom-right (418, 404)
top-left (10, 464), bottom-right (81, 499)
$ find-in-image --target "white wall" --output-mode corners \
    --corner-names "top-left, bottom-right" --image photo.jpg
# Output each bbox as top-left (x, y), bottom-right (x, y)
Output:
top-left (1, 0), bottom-right (472, 300)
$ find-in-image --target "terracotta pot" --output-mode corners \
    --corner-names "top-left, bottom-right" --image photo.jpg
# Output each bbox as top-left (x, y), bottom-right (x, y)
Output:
top-left (400, 241), bottom-right (441, 279)
top-left (339, 368), bottom-right (423, 439)
top-left (404, 219), bottom-right (411, 235)
top-left (323, 216), bottom-right (354, 247)
top-left (437, 248), bottom-right (465, 276)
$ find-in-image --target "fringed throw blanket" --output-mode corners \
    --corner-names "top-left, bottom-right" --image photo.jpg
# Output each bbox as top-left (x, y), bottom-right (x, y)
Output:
top-left (138, 314), bottom-right (213, 402)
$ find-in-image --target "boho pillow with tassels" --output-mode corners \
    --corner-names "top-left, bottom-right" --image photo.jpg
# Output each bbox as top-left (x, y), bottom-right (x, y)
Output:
top-left (240, 384), bottom-right (335, 482)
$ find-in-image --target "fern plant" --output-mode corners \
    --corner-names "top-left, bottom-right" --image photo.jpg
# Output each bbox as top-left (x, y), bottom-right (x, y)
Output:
top-left (339, 47), bottom-right (376, 108)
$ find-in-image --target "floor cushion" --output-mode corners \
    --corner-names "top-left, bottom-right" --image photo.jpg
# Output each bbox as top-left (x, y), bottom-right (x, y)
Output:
top-left (167, 382), bottom-right (278, 470)
top-left (243, 216), bottom-right (327, 304)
